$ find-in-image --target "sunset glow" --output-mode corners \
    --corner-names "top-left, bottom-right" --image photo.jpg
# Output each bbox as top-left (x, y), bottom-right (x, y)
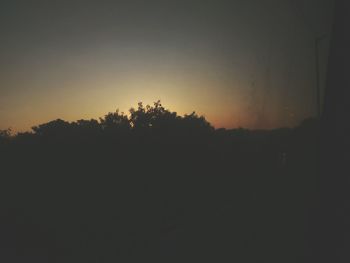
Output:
top-left (0, 0), bottom-right (333, 132)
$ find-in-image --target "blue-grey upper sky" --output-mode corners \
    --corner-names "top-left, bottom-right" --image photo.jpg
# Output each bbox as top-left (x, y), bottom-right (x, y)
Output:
top-left (0, 0), bottom-right (334, 131)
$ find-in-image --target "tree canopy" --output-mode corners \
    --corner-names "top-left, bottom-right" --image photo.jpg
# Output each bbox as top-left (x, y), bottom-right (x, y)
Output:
top-left (27, 101), bottom-right (213, 139)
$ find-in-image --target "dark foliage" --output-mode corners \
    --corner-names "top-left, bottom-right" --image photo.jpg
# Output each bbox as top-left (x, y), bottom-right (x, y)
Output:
top-left (0, 102), bottom-right (320, 262)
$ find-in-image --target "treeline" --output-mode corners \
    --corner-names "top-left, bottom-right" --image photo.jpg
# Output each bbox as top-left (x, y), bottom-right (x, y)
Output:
top-left (1, 101), bottom-right (212, 141)
top-left (0, 100), bottom-right (320, 173)
top-left (0, 100), bottom-right (319, 143)
top-left (0, 101), bottom-right (320, 172)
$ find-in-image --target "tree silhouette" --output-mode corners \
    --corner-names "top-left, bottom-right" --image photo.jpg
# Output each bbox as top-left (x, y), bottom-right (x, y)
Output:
top-left (24, 101), bottom-right (214, 142)
top-left (0, 128), bottom-right (11, 139)
top-left (32, 119), bottom-right (72, 137)
top-left (99, 110), bottom-right (130, 133)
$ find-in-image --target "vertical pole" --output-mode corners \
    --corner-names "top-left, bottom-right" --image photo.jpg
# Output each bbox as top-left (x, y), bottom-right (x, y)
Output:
top-left (315, 35), bottom-right (327, 119)
top-left (315, 37), bottom-right (321, 119)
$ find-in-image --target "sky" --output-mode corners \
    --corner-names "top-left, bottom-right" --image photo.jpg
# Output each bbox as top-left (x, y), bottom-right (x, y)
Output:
top-left (0, 0), bottom-right (334, 131)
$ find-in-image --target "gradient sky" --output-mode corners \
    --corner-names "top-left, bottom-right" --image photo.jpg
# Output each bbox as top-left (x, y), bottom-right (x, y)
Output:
top-left (0, 0), bottom-right (334, 131)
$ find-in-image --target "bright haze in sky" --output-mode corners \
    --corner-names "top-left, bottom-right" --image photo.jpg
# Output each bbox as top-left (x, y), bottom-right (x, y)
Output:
top-left (0, 0), bottom-right (333, 131)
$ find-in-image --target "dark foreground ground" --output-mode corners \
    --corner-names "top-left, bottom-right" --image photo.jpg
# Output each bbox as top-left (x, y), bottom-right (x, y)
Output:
top-left (0, 119), bottom-right (320, 262)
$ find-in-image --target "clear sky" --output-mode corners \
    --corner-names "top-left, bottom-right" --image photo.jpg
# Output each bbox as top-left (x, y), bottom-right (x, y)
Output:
top-left (0, 0), bottom-right (333, 131)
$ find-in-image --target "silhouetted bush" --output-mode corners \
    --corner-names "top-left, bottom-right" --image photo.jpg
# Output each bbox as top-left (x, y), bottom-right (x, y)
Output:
top-left (32, 119), bottom-right (72, 137)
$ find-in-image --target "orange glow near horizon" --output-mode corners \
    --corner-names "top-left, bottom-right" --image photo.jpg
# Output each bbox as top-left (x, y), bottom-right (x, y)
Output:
top-left (1, 51), bottom-right (301, 133)
top-left (0, 40), bottom-right (313, 133)
top-left (1, 53), bottom-right (264, 132)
